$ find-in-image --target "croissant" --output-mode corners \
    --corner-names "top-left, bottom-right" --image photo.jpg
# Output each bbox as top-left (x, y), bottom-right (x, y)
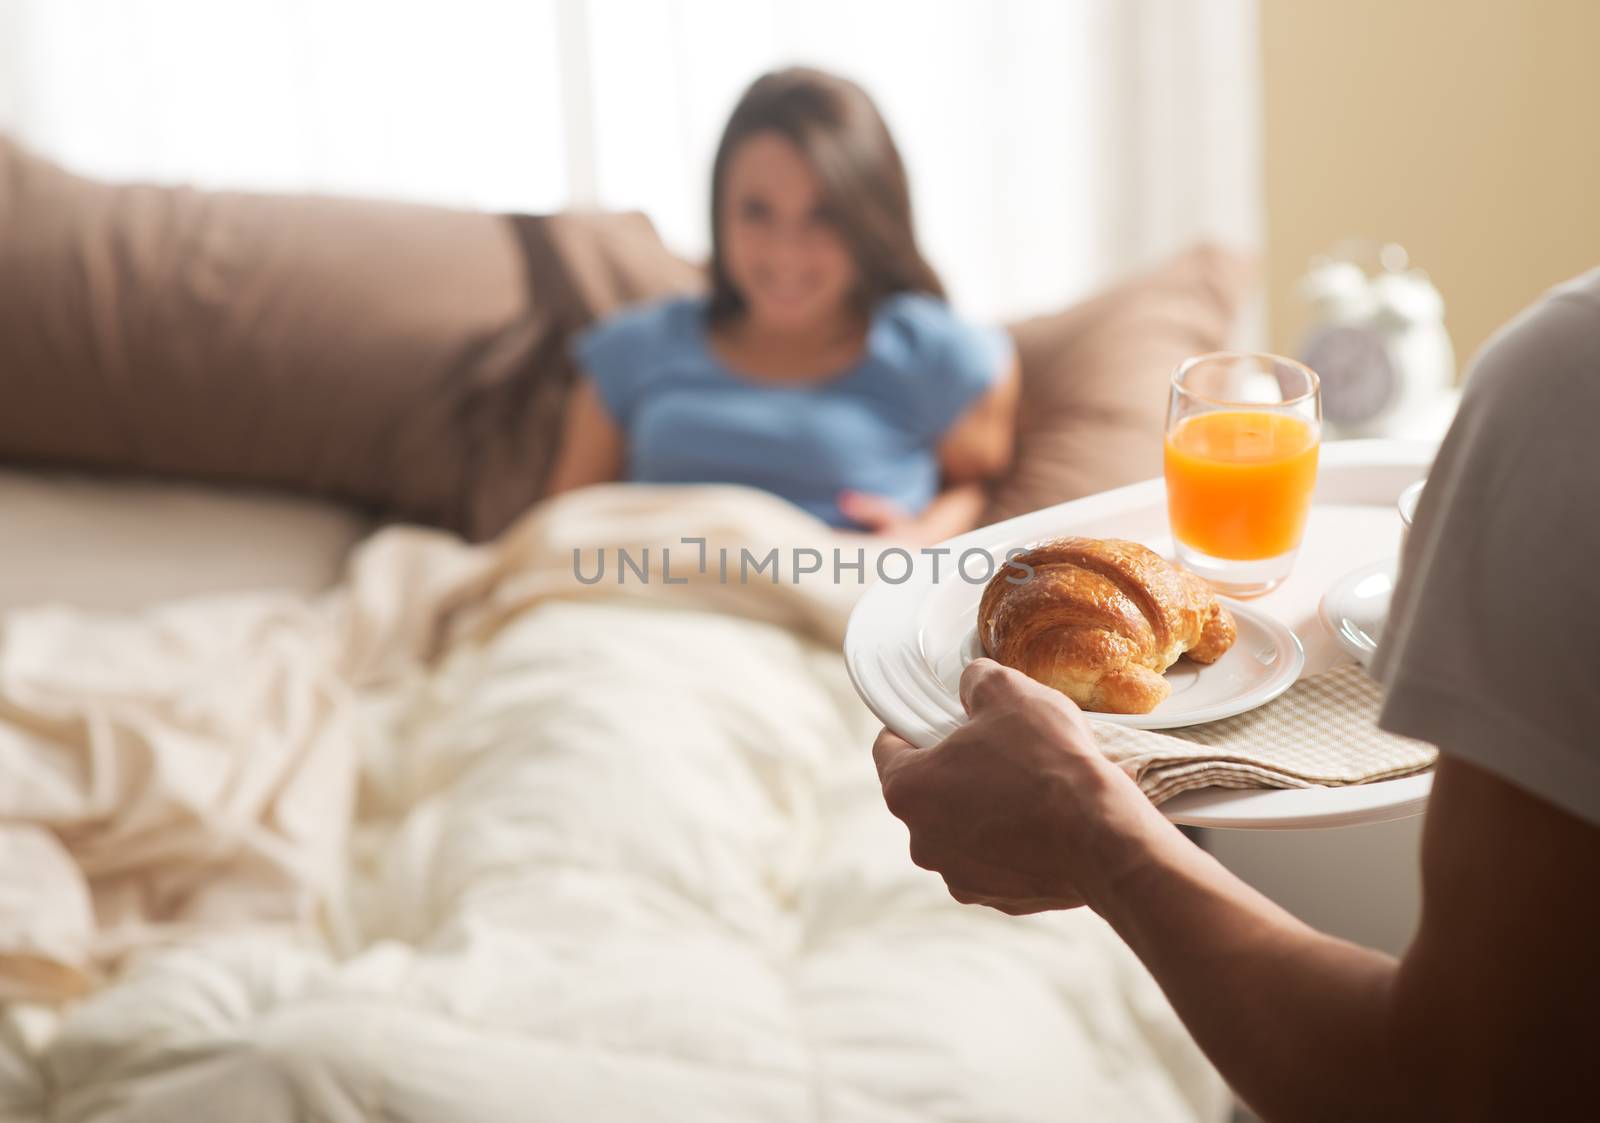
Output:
top-left (977, 537), bottom-right (1236, 715)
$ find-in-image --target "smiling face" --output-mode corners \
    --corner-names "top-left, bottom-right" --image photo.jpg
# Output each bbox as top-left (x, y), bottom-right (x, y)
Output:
top-left (716, 131), bottom-right (859, 334)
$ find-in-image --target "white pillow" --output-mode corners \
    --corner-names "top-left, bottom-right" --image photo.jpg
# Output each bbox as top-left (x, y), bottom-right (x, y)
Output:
top-left (0, 469), bottom-right (372, 614)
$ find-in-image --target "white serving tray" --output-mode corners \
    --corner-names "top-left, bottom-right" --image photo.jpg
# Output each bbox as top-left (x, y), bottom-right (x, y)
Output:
top-left (845, 439), bottom-right (1437, 830)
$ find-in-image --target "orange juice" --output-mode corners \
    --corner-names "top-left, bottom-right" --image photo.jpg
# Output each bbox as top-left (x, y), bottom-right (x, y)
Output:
top-left (1164, 410), bottom-right (1319, 560)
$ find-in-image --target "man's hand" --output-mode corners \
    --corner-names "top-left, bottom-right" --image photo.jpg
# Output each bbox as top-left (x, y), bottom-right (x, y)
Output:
top-left (872, 657), bottom-right (1173, 914)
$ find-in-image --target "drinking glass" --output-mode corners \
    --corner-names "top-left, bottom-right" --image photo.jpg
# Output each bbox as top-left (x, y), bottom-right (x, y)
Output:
top-left (1164, 352), bottom-right (1322, 597)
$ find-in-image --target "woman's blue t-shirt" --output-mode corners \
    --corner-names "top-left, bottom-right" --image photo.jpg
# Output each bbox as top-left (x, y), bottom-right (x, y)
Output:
top-left (572, 293), bottom-right (1013, 529)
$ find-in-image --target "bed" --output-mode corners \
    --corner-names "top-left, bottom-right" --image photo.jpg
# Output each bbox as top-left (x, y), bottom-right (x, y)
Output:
top-left (1, 136), bottom-right (1251, 1121)
top-left (0, 471), bottom-right (1235, 1121)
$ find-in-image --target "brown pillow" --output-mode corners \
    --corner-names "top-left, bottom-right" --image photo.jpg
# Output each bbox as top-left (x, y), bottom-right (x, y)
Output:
top-left (0, 137), bottom-right (700, 542)
top-left (986, 244), bottom-right (1253, 524)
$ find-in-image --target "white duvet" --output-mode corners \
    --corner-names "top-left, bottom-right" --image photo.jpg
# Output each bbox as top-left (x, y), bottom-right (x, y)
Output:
top-left (0, 485), bottom-right (1226, 1122)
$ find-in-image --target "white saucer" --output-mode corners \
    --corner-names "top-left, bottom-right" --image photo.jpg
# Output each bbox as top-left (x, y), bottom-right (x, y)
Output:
top-left (848, 565), bottom-right (1307, 748)
top-left (1319, 558), bottom-right (1395, 666)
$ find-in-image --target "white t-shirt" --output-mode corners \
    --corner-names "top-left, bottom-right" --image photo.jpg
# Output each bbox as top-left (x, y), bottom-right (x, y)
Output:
top-left (1373, 267), bottom-right (1600, 827)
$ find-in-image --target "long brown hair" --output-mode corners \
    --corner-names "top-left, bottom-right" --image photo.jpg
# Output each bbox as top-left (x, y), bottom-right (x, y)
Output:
top-left (708, 67), bottom-right (945, 323)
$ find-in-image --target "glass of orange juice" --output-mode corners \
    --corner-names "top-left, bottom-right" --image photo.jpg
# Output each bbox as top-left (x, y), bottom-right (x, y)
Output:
top-left (1164, 352), bottom-right (1321, 597)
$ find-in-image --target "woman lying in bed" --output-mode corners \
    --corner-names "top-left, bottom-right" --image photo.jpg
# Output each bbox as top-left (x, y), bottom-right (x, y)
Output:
top-left (548, 67), bottom-right (1020, 544)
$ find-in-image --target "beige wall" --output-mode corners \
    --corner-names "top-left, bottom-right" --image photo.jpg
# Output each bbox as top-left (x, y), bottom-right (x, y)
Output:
top-left (1235, 3), bottom-right (1598, 956)
top-left (1262, 1), bottom-right (1600, 371)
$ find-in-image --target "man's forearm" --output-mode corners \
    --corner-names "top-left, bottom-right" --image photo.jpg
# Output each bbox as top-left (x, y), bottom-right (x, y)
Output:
top-left (1085, 809), bottom-right (1410, 1122)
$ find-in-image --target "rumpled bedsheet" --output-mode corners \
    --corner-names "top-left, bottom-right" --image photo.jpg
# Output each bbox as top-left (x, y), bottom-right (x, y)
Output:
top-left (1, 484), bottom-right (1225, 1122)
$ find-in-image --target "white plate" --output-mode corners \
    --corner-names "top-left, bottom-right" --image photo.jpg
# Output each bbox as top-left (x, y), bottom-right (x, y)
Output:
top-left (844, 438), bottom-right (1439, 830)
top-left (942, 598), bottom-right (1304, 731)
top-left (1319, 558), bottom-right (1395, 666)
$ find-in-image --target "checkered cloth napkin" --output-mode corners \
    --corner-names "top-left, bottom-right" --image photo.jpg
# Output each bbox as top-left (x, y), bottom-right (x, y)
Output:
top-left (1090, 663), bottom-right (1437, 805)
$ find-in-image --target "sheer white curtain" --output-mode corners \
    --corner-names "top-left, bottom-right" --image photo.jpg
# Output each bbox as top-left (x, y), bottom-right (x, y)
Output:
top-left (0, 0), bottom-right (1259, 320)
